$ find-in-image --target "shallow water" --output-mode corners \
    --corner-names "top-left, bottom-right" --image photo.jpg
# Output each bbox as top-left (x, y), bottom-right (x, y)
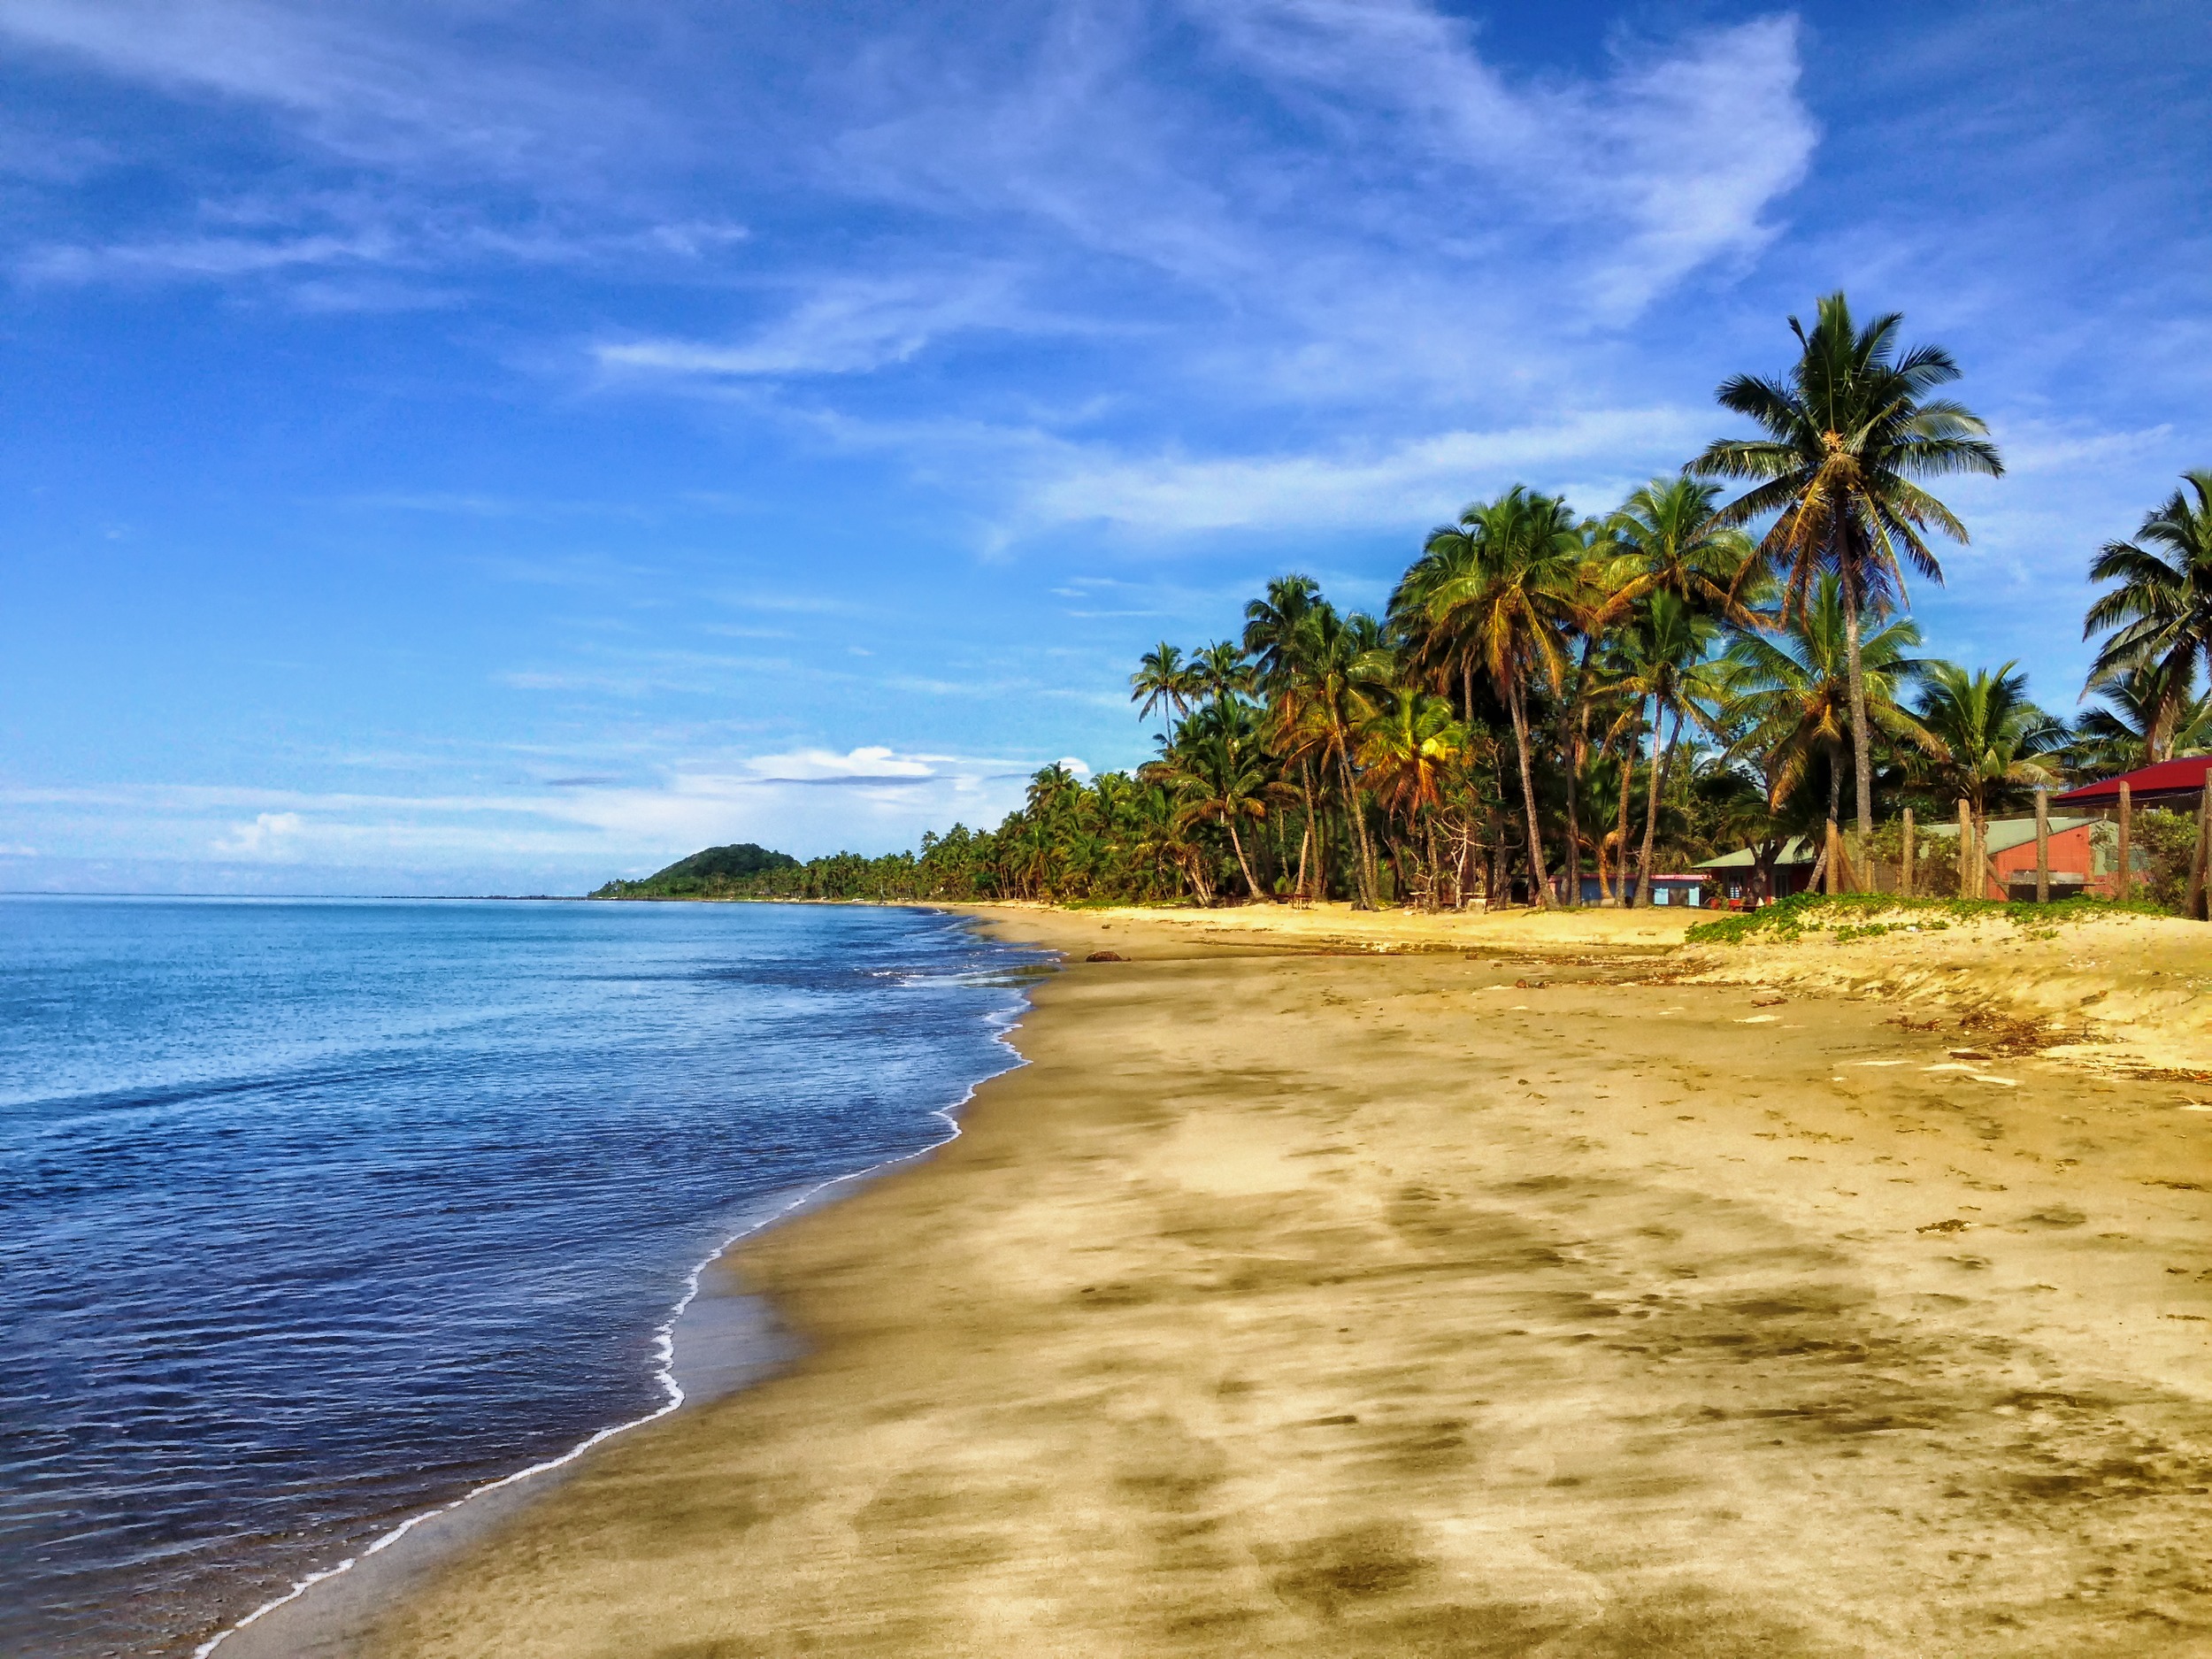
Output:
top-left (0, 898), bottom-right (1039, 1658)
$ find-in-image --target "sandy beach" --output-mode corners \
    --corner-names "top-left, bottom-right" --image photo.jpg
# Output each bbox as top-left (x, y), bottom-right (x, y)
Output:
top-left (344, 902), bottom-right (2212, 1657)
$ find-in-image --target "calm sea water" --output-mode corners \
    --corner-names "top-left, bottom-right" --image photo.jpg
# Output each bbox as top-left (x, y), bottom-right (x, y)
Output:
top-left (0, 898), bottom-right (1041, 1659)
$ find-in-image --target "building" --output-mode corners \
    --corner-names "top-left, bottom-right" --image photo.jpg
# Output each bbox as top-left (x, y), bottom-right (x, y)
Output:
top-left (1694, 818), bottom-right (2108, 903)
top-left (1571, 872), bottom-right (1711, 906)
top-left (1693, 837), bottom-right (1820, 906)
top-left (1929, 815), bottom-right (2102, 900)
top-left (2054, 756), bottom-right (2212, 816)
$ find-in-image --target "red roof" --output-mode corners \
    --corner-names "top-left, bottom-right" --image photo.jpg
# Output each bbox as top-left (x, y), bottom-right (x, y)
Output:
top-left (2054, 755), bottom-right (2212, 805)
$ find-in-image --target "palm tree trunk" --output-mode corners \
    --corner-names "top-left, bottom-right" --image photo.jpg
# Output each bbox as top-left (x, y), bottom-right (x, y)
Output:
top-left (1507, 679), bottom-right (1550, 908)
top-left (1227, 819), bottom-right (1262, 901)
top-left (1612, 747), bottom-right (1634, 906)
top-left (1295, 758), bottom-right (1317, 899)
top-left (1634, 696), bottom-right (1671, 908)
top-left (1840, 561), bottom-right (1875, 859)
top-left (1557, 639), bottom-right (1597, 909)
top-left (1336, 745), bottom-right (1378, 909)
top-left (1628, 699), bottom-right (1663, 916)
top-left (1424, 813), bottom-right (1440, 912)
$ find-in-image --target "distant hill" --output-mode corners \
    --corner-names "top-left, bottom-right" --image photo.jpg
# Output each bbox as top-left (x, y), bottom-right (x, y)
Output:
top-left (590, 841), bottom-right (801, 899)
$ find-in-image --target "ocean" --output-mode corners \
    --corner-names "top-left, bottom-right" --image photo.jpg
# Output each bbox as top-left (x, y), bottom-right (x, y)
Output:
top-left (0, 897), bottom-right (1041, 1659)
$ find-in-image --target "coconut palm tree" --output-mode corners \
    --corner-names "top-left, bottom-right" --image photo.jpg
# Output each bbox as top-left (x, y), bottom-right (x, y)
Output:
top-left (1415, 486), bottom-right (1586, 907)
top-left (1131, 642), bottom-right (1202, 735)
top-left (1245, 577), bottom-right (1329, 895)
top-left (2071, 659), bottom-right (2212, 774)
top-left (1608, 476), bottom-right (1761, 624)
top-left (1146, 703), bottom-right (1277, 902)
top-left (1719, 574), bottom-right (1932, 847)
top-left (1609, 593), bottom-right (1720, 905)
top-left (1691, 292), bottom-right (2002, 849)
top-left (1910, 662), bottom-right (2066, 873)
top-left (1357, 687), bottom-right (1464, 909)
top-left (1191, 639), bottom-right (1257, 713)
top-left (2084, 470), bottom-right (2212, 757)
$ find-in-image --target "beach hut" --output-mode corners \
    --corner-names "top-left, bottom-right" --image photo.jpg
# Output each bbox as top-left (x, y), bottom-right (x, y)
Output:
top-left (1692, 837), bottom-right (1820, 906)
top-left (1571, 872), bottom-right (1710, 906)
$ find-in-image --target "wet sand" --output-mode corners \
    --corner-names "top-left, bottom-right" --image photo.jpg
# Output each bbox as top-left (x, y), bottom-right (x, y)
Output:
top-left (357, 905), bottom-right (2212, 1657)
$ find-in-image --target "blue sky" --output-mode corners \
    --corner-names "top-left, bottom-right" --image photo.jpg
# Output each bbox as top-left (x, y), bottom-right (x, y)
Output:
top-left (0, 0), bottom-right (2205, 894)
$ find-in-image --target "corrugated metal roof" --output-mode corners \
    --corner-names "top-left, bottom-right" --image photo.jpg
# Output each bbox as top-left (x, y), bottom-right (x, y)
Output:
top-left (2055, 756), bottom-right (2212, 804)
top-left (1694, 818), bottom-right (2099, 869)
top-left (1695, 836), bottom-right (1817, 869)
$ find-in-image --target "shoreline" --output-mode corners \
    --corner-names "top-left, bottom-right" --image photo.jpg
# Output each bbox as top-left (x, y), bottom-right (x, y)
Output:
top-left (195, 921), bottom-right (1041, 1659)
top-left (341, 903), bottom-right (2212, 1655)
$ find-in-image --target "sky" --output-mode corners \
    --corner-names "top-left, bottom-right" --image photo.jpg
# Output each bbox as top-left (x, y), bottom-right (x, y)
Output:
top-left (0, 0), bottom-right (2206, 895)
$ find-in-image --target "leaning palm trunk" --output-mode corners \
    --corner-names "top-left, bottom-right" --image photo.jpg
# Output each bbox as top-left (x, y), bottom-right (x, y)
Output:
top-left (1295, 758), bottom-right (1317, 900)
top-left (1226, 819), bottom-right (1262, 901)
top-left (1506, 680), bottom-right (1550, 908)
top-left (1336, 745), bottom-right (1379, 909)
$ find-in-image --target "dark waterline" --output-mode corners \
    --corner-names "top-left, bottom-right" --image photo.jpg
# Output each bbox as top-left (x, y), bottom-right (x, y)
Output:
top-left (0, 898), bottom-right (1043, 1658)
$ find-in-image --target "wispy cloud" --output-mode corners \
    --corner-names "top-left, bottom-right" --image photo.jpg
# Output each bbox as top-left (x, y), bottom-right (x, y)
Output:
top-left (596, 271), bottom-right (1036, 380)
top-left (1013, 406), bottom-right (1707, 533)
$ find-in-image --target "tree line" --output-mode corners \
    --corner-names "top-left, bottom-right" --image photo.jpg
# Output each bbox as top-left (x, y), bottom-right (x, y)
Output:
top-left (601, 293), bottom-right (2212, 912)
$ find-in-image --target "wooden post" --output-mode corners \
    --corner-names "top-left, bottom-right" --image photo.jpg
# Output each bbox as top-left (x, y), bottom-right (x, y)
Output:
top-left (1900, 808), bottom-right (1915, 898)
top-left (2191, 787), bottom-right (2212, 922)
top-left (2034, 787), bottom-right (2050, 904)
top-left (1957, 798), bottom-right (1975, 899)
top-left (2116, 781), bottom-right (2132, 902)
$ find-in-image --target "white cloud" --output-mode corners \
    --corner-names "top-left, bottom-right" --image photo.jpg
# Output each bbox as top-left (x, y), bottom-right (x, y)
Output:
top-left (211, 810), bottom-right (305, 858)
top-left (595, 272), bottom-right (1031, 380)
top-left (1016, 406), bottom-right (1705, 533)
top-left (743, 746), bottom-right (937, 782)
top-left (0, 0), bottom-right (658, 180)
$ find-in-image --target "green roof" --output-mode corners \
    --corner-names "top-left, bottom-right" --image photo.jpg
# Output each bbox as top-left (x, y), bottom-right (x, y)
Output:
top-left (1695, 836), bottom-right (1816, 870)
top-left (1695, 817), bottom-right (2098, 872)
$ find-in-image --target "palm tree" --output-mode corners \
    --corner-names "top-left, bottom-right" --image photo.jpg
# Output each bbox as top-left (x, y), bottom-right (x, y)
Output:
top-left (1272, 605), bottom-right (1393, 907)
top-left (1131, 642), bottom-right (1202, 734)
top-left (2084, 471), bottom-right (2212, 758)
top-left (1191, 640), bottom-right (1256, 713)
top-left (1357, 688), bottom-right (1464, 908)
top-left (1719, 575), bottom-right (1932, 887)
top-left (1691, 292), bottom-right (2002, 848)
top-left (1911, 662), bottom-right (2066, 879)
top-left (1608, 477), bottom-right (1761, 624)
top-left (1147, 703), bottom-right (1276, 902)
top-left (2072, 659), bottom-right (2212, 774)
top-left (1246, 576), bottom-right (1328, 898)
top-left (1416, 486), bottom-right (1586, 907)
top-left (1609, 593), bottom-right (1719, 905)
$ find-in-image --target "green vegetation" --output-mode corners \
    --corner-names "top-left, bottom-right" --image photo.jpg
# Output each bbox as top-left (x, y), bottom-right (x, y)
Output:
top-left (1684, 892), bottom-right (2169, 947)
top-left (591, 842), bottom-right (797, 898)
top-left (590, 292), bottom-right (2212, 917)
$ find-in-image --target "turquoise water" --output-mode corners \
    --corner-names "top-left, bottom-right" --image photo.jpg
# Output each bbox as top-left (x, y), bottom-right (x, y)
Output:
top-left (0, 899), bottom-right (1040, 1658)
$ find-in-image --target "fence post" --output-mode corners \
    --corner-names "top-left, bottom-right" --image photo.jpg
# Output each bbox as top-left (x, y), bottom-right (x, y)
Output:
top-left (2034, 787), bottom-right (2050, 904)
top-left (1957, 798), bottom-right (1974, 898)
top-left (2116, 780), bottom-right (2132, 902)
top-left (2192, 787), bottom-right (2212, 922)
top-left (1900, 808), bottom-right (1915, 899)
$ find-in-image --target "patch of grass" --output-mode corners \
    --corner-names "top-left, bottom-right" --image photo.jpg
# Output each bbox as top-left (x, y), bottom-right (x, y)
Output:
top-left (1684, 892), bottom-right (2170, 947)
